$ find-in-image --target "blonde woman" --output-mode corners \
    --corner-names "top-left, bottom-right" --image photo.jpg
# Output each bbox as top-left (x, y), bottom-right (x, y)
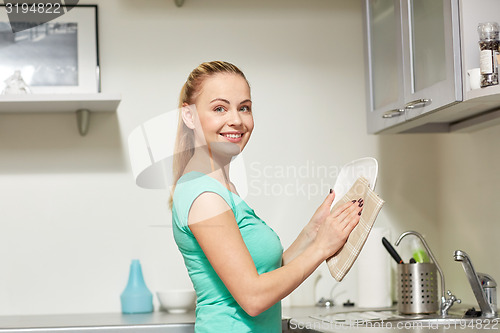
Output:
top-left (170, 61), bottom-right (363, 332)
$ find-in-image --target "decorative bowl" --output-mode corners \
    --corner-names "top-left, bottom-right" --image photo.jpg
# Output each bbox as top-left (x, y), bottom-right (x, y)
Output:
top-left (156, 290), bottom-right (196, 313)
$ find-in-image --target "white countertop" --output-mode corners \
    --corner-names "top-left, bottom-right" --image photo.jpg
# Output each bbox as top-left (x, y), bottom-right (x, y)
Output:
top-left (0, 311), bottom-right (195, 330)
top-left (0, 305), bottom-right (497, 333)
top-left (0, 306), bottom-right (318, 329)
top-left (0, 306), bottom-right (328, 331)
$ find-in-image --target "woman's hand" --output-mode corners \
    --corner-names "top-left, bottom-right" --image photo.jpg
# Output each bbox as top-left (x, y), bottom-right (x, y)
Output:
top-left (302, 190), bottom-right (336, 243)
top-left (282, 191), bottom-right (336, 264)
top-left (283, 191), bottom-right (362, 264)
top-left (312, 199), bottom-right (363, 260)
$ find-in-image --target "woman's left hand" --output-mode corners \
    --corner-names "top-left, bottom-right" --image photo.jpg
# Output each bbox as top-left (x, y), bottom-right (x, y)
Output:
top-left (282, 190), bottom-right (336, 265)
top-left (302, 190), bottom-right (336, 244)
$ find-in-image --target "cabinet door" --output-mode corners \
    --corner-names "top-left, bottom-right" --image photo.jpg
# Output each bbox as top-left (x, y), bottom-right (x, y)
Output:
top-left (402, 0), bottom-right (462, 120)
top-left (364, 0), bottom-right (406, 133)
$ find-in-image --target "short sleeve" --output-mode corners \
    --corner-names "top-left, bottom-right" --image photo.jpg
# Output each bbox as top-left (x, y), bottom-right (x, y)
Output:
top-left (172, 172), bottom-right (236, 232)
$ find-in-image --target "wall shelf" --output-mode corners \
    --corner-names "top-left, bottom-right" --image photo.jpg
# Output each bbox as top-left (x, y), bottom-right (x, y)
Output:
top-left (0, 93), bottom-right (122, 136)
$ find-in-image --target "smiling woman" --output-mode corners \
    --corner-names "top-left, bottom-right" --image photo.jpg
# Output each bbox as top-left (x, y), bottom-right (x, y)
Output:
top-left (183, 71), bottom-right (254, 166)
top-left (168, 61), bottom-right (363, 333)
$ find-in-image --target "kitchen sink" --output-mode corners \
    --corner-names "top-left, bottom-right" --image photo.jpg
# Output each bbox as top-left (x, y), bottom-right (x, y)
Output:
top-left (310, 309), bottom-right (500, 329)
top-left (381, 317), bottom-right (500, 328)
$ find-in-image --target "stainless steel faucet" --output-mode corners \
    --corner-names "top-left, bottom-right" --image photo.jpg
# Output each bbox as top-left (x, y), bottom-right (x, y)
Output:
top-left (454, 250), bottom-right (498, 318)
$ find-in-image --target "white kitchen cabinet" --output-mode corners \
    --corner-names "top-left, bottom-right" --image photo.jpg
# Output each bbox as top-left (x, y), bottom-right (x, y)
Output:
top-left (364, 0), bottom-right (500, 134)
top-left (364, 0), bottom-right (407, 131)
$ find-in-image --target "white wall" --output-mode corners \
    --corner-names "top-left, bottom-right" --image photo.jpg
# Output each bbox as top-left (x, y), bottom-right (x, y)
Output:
top-left (0, 0), bottom-right (451, 315)
top-left (437, 125), bottom-right (500, 306)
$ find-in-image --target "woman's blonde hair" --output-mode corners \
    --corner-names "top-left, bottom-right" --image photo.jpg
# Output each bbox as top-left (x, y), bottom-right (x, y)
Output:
top-left (168, 61), bottom-right (249, 209)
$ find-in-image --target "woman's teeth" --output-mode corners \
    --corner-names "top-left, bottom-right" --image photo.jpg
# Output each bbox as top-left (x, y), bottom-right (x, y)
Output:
top-left (221, 133), bottom-right (242, 138)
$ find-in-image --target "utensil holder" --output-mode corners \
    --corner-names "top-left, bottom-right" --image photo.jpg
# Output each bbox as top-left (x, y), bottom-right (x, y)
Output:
top-left (397, 263), bottom-right (438, 314)
top-left (395, 231), bottom-right (446, 315)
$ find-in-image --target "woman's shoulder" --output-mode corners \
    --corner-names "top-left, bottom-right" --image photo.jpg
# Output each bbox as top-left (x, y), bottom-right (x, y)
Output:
top-left (174, 171), bottom-right (231, 204)
top-left (172, 171), bottom-right (236, 227)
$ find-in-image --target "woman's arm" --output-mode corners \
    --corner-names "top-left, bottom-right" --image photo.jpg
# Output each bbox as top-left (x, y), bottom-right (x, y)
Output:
top-left (188, 191), bottom-right (361, 317)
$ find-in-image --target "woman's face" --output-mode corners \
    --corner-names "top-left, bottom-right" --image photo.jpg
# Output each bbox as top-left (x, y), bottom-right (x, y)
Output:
top-left (191, 73), bottom-right (253, 157)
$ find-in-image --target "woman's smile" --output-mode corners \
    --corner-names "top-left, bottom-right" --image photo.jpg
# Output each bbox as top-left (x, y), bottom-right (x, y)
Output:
top-left (219, 131), bottom-right (244, 143)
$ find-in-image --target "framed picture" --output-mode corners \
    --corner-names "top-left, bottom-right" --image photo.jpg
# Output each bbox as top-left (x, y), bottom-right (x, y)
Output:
top-left (0, 5), bottom-right (100, 94)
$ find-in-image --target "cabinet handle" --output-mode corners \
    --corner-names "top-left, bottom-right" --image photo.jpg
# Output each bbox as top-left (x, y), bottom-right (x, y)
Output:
top-left (382, 109), bottom-right (405, 118)
top-left (405, 98), bottom-right (431, 109)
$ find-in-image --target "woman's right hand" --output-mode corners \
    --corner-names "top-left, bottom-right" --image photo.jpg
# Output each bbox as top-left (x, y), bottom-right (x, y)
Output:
top-left (312, 199), bottom-right (363, 260)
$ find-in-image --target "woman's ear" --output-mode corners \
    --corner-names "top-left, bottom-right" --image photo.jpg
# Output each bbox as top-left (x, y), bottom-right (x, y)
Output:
top-left (181, 103), bottom-right (196, 129)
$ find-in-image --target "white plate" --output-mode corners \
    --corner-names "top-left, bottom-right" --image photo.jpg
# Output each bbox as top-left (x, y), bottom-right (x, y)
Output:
top-left (330, 157), bottom-right (378, 209)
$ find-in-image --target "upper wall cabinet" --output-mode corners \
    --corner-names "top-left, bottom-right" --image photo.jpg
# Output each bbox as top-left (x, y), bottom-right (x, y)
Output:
top-left (364, 0), bottom-right (500, 134)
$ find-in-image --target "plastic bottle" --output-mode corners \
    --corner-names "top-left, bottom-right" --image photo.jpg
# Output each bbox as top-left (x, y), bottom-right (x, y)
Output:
top-left (120, 259), bottom-right (154, 314)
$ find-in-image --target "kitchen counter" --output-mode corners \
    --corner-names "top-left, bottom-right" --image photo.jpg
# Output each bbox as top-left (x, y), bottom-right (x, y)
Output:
top-left (0, 307), bottom-right (327, 332)
top-left (0, 311), bottom-right (196, 332)
top-left (0, 308), bottom-right (312, 332)
top-left (0, 306), bottom-right (497, 333)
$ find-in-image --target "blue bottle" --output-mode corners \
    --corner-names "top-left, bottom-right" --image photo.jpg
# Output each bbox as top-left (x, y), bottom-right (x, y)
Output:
top-left (120, 259), bottom-right (153, 314)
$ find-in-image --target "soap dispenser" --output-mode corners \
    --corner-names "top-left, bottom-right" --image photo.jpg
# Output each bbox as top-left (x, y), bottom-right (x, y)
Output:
top-left (120, 259), bottom-right (153, 314)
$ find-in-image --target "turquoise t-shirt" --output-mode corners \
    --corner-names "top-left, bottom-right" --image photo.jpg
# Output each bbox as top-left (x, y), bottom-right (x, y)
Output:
top-left (172, 171), bottom-right (283, 333)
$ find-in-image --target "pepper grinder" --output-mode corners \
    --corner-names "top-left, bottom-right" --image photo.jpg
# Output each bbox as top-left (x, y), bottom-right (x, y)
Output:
top-left (478, 22), bottom-right (500, 87)
top-left (120, 259), bottom-right (153, 314)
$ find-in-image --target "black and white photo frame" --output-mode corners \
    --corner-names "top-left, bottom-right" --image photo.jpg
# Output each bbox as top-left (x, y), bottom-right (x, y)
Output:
top-left (0, 4), bottom-right (99, 94)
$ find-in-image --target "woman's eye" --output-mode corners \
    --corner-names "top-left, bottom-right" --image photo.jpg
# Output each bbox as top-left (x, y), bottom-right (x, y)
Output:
top-left (214, 106), bottom-right (226, 113)
top-left (240, 105), bottom-right (251, 112)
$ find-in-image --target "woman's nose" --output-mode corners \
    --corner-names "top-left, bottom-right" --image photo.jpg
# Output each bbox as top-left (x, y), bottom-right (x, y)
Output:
top-left (227, 109), bottom-right (242, 126)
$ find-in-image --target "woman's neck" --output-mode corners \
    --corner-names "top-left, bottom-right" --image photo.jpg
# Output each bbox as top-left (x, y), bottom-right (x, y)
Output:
top-left (187, 145), bottom-right (231, 185)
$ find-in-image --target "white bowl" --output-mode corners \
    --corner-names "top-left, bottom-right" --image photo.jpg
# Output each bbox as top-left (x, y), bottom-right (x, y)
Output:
top-left (156, 290), bottom-right (196, 313)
